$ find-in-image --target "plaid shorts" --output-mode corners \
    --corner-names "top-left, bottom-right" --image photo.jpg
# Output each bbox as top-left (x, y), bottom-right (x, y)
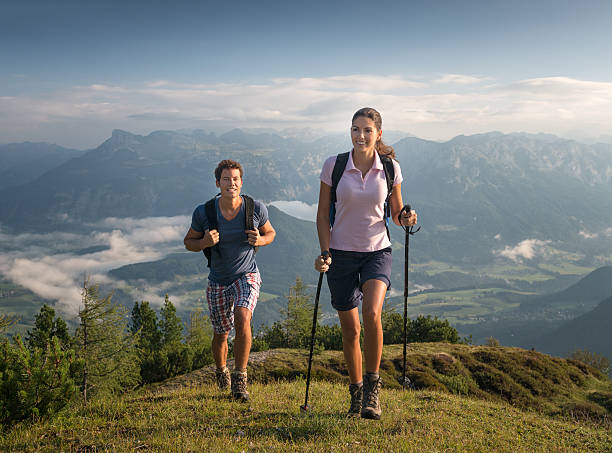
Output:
top-left (206, 272), bottom-right (261, 334)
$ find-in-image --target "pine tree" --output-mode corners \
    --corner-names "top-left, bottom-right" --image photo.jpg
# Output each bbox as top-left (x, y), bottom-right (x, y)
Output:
top-left (133, 301), bottom-right (162, 354)
top-left (75, 280), bottom-right (140, 403)
top-left (26, 304), bottom-right (71, 350)
top-left (159, 295), bottom-right (190, 378)
top-left (131, 301), bottom-right (164, 384)
top-left (0, 313), bottom-right (16, 333)
top-left (160, 294), bottom-right (183, 347)
top-left (186, 308), bottom-right (213, 369)
top-left (0, 335), bottom-right (77, 424)
top-left (282, 277), bottom-right (315, 348)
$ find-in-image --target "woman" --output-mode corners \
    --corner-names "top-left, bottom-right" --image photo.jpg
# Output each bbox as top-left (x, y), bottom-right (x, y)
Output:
top-left (315, 107), bottom-right (417, 420)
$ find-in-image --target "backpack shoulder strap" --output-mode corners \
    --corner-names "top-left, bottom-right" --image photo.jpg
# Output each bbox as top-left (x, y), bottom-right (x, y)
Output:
top-left (379, 154), bottom-right (395, 200)
top-left (202, 195), bottom-right (220, 268)
top-left (330, 152), bottom-right (350, 227)
top-left (204, 197), bottom-right (218, 231)
top-left (379, 155), bottom-right (395, 239)
top-left (241, 194), bottom-right (258, 253)
top-left (242, 194), bottom-right (255, 231)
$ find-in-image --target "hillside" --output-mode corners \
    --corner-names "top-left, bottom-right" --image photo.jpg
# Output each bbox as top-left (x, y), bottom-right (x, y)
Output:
top-left (456, 266), bottom-right (612, 348)
top-left (0, 142), bottom-right (86, 190)
top-left (2, 344), bottom-right (610, 452)
top-left (156, 344), bottom-right (611, 420)
top-left (520, 265), bottom-right (612, 313)
top-left (536, 295), bottom-right (612, 360)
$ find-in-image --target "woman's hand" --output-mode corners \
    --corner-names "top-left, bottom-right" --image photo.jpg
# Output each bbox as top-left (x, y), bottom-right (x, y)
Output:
top-left (400, 209), bottom-right (418, 227)
top-left (314, 251), bottom-right (332, 273)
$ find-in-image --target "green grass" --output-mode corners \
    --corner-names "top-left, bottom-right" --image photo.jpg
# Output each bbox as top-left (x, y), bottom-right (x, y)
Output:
top-left (1, 344), bottom-right (610, 452)
top-left (2, 381), bottom-right (610, 452)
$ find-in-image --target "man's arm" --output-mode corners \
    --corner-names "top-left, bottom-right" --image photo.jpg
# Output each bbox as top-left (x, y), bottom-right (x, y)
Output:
top-left (184, 227), bottom-right (219, 252)
top-left (246, 220), bottom-right (275, 247)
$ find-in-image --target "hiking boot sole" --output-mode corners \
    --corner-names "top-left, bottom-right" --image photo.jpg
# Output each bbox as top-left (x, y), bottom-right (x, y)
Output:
top-left (360, 409), bottom-right (381, 420)
top-left (232, 393), bottom-right (250, 402)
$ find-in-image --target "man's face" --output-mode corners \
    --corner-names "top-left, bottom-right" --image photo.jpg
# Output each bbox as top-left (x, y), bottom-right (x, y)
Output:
top-left (216, 168), bottom-right (242, 198)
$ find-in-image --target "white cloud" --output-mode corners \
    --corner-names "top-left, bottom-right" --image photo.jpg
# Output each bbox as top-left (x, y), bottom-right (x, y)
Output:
top-left (434, 74), bottom-right (492, 85)
top-left (2, 75), bottom-right (612, 148)
top-left (579, 227), bottom-right (612, 239)
top-left (0, 215), bottom-right (190, 316)
top-left (494, 239), bottom-right (551, 262)
top-left (579, 230), bottom-right (598, 239)
top-left (269, 201), bottom-right (317, 222)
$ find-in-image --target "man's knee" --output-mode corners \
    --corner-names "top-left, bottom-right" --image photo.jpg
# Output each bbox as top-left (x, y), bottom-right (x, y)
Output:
top-left (234, 307), bottom-right (252, 334)
top-left (213, 332), bottom-right (229, 343)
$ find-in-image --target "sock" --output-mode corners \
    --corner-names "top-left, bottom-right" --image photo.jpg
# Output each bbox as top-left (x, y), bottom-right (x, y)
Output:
top-left (366, 371), bottom-right (379, 381)
top-left (233, 368), bottom-right (247, 374)
top-left (216, 366), bottom-right (228, 373)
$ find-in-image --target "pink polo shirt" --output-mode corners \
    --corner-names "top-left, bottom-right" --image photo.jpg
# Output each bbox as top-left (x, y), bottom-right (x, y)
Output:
top-left (321, 151), bottom-right (403, 252)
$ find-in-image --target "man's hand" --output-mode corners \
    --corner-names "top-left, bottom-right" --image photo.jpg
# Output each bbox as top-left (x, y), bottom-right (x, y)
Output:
top-left (204, 229), bottom-right (220, 248)
top-left (246, 229), bottom-right (261, 246)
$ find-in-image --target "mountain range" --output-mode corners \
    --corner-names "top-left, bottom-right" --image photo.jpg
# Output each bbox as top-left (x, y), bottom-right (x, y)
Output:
top-left (2, 129), bottom-right (612, 268)
top-left (1, 128), bottom-right (612, 357)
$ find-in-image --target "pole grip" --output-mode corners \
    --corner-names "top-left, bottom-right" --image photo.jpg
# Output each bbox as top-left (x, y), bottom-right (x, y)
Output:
top-left (398, 204), bottom-right (412, 225)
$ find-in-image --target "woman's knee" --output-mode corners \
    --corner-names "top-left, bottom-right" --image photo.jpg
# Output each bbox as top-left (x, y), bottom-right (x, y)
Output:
top-left (362, 308), bottom-right (381, 327)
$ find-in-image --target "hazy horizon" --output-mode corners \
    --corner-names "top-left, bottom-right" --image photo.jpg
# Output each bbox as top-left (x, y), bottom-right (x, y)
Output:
top-left (2, 1), bottom-right (612, 148)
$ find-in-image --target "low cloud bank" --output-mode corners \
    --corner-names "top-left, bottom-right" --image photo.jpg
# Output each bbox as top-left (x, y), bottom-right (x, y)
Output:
top-left (0, 215), bottom-right (189, 315)
top-left (494, 239), bottom-right (551, 263)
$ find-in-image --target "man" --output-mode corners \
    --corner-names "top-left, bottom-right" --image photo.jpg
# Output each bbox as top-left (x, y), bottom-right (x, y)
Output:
top-left (184, 159), bottom-right (275, 401)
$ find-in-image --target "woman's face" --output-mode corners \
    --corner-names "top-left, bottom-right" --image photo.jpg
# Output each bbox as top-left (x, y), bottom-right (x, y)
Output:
top-left (351, 116), bottom-right (382, 154)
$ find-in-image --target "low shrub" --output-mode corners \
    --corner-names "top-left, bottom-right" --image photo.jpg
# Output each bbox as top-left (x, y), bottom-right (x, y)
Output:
top-left (408, 371), bottom-right (446, 391)
top-left (438, 374), bottom-right (474, 395)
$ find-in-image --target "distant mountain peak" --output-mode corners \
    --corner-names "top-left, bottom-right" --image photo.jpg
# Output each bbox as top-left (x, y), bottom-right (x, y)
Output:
top-left (108, 129), bottom-right (141, 146)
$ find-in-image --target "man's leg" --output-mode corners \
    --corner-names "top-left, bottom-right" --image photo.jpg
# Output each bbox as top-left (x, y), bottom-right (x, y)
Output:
top-left (207, 281), bottom-right (233, 391)
top-left (212, 331), bottom-right (229, 369)
top-left (230, 272), bottom-right (260, 402)
top-left (233, 307), bottom-right (252, 371)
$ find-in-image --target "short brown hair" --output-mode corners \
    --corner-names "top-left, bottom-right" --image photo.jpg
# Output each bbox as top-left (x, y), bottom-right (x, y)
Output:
top-left (214, 159), bottom-right (243, 182)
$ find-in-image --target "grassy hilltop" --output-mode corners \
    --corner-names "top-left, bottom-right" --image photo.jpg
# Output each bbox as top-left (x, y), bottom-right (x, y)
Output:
top-left (2, 343), bottom-right (610, 452)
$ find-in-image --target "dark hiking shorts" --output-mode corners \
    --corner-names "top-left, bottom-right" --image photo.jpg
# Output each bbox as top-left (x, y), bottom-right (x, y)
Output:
top-left (326, 247), bottom-right (392, 311)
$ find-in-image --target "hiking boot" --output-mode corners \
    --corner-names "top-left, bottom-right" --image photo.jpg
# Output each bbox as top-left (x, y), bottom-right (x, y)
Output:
top-left (215, 367), bottom-right (231, 391)
top-left (347, 383), bottom-right (363, 418)
top-left (231, 370), bottom-right (249, 402)
top-left (361, 373), bottom-right (382, 420)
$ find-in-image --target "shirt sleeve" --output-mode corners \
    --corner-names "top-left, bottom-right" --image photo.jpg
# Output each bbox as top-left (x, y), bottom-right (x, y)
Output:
top-left (191, 204), bottom-right (209, 233)
top-left (392, 159), bottom-right (403, 186)
top-left (320, 155), bottom-right (336, 187)
top-left (254, 201), bottom-right (269, 229)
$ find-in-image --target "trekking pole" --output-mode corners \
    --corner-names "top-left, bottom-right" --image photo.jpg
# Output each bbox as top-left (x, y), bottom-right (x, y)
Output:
top-left (400, 204), bottom-right (420, 390)
top-left (300, 254), bottom-right (327, 412)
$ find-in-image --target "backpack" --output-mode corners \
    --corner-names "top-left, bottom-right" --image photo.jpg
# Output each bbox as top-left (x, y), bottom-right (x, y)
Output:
top-left (202, 193), bottom-right (256, 268)
top-left (329, 151), bottom-right (395, 238)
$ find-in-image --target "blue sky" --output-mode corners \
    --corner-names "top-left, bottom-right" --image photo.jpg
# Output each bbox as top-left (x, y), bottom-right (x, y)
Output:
top-left (2, 0), bottom-right (612, 148)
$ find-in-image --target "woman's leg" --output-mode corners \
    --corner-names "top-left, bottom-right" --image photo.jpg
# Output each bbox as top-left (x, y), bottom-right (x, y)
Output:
top-left (361, 279), bottom-right (387, 373)
top-left (337, 307), bottom-right (362, 384)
